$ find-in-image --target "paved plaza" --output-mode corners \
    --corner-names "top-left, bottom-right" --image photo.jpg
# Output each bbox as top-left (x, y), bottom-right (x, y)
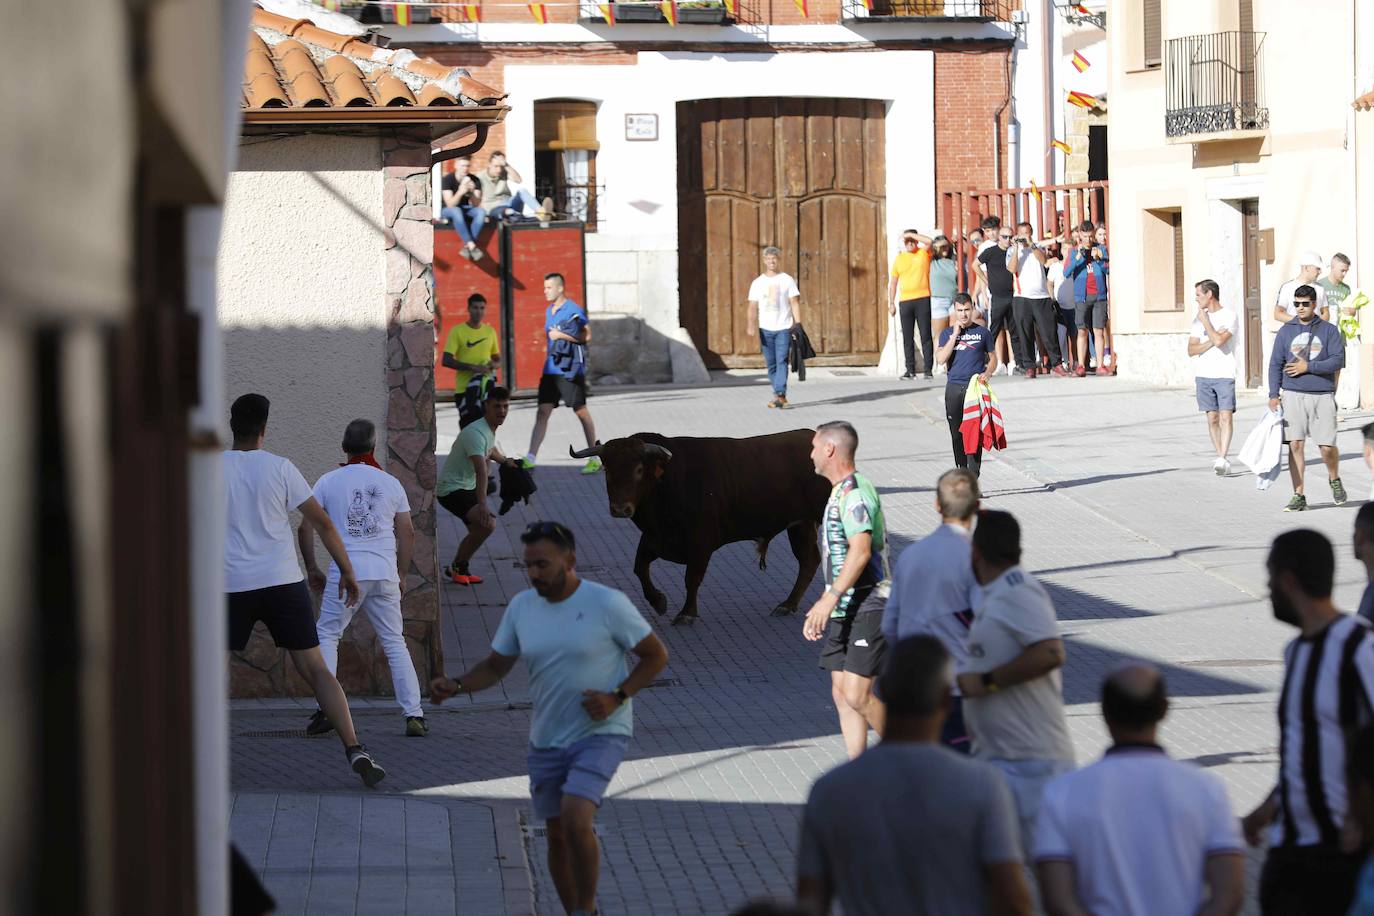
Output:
top-left (231, 367), bottom-right (1374, 914)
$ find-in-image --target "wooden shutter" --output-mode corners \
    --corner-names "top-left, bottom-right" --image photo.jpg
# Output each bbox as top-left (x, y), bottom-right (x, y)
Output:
top-left (1172, 211), bottom-right (1185, 308)
top-left (1143, 0), bottom-right (1162, 68)
top-left (534, 100), bottom-right (599, 151)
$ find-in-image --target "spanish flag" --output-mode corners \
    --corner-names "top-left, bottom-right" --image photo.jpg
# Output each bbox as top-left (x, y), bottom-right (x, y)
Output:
top-left (723, 0), bottom-right (735, 14)
top-left (1067, 91), bottom-right (1096, 109)
top-left (794, 0), bottom-right (809, 16)
top-left (392, 2), bottom-right (413, 25)
top-left (1050, 139), bottom-right (1072, 155)
top-left (599, 2), bottom-right (615, 22)
top-left (1071, 51), bottom-right (1090, 73)
top-left (528, 1), bottom-right (548, 21)
top-left (661, 0), bottom-right (678, 24)
top-left (1029, 181), bottom-right (1042, 204)
top-left (463, 3), bottom-right (482, 21)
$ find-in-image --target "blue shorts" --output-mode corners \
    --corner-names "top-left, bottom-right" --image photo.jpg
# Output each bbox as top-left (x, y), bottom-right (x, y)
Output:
top-left (528, 734), bottom-right (630, 821)
top-left (930, 296), bottom-right (953, 320)
top-left (1195, 377), bottom-right (1236, 412)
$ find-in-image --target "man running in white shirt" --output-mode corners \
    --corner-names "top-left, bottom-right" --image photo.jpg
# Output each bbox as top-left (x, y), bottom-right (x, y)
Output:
top-left (300, 418), bottom-right (426, 738)
top-left (223, 394), bottom-right (385, 787)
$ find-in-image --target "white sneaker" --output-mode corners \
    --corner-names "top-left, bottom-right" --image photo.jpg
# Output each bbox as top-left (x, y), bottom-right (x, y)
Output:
top-left (1213, 457), bottom-right (1230, 476)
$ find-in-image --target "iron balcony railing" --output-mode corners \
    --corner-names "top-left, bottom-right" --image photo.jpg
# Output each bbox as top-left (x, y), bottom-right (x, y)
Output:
top-left (534, 179), bottom-right (603, 231)
top-left (841, 0), bottom-right (1013, 20)
top-left (1165, 30), bottom-right (1269, 138)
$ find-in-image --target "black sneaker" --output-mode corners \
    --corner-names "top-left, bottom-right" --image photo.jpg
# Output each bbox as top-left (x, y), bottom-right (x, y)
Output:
top-left (1284, 493), bottom-right (1308, 512)
top-left (347, 745), bottom-right (386, 788)
top-left (900, 371), bottom-right (916, 380)
top-left (1332, 478), bottom-right (1349, 506)
top-left (405, 716), bottom-right (429, 737)
top-left (306, 709), bottom-right (334, 736)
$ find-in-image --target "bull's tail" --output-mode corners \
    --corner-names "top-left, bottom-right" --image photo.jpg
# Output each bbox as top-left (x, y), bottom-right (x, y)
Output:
top-left (754, 537), bottom-right (770, 570)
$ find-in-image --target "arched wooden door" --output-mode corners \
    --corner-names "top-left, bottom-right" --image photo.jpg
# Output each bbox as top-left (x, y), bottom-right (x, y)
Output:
top-left (677, 97), bottom-right (887, 368)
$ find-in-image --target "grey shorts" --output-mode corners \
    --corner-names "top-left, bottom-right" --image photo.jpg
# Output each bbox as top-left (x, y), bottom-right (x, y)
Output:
top-left (1281, 389), bottom-right (1338, 445)
top-left (1074, 296), bottom-right (1107, 329)
top-left (528, 734), bottom-right (630, 821)
top-left (1196, 377), bottom-right (1237, 412)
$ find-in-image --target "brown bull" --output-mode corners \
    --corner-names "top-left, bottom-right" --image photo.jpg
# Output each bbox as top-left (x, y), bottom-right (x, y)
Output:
top-left (571, 429), bottom-right (830, 624)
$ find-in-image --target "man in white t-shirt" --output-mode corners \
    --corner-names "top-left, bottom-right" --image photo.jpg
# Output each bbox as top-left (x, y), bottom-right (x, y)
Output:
top-left (1188, 279), bottom-right (1241, 477)
top-left (956, 509), bottom-right (1074, 855)
top-left (223, 394), bottom-right (385, 787)
top-left (299, 418), bottom-right (425, 738)
top-left (1034, 664), bottom-right (1245, 916)
top-left (746, 245), bottom-right (803, 409)
top-left (1008, 221), bottom-right (1068, 377)
top-left (1274, 250), bottom-right (1329, 322)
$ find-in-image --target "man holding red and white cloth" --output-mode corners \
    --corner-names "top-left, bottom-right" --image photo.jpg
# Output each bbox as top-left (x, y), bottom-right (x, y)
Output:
top-left (935, 294), bottom-right (1000, 478)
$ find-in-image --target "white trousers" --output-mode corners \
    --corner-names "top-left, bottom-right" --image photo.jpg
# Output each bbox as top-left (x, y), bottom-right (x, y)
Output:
top-left (317, 577), bottom-right (422, 718)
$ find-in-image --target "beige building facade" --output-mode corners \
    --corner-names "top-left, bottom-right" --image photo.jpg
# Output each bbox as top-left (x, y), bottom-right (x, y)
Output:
top-left (1107, 0), bottom-right (1369, 394)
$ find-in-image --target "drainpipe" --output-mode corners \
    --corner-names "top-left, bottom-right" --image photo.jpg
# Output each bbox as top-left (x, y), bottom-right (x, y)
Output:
top-left (993, 47), bottom-right (1013, 189)
top-left (1042, 0), bottom-right (1055, 188)
top-left (432, 123), bottom-right (491, 166)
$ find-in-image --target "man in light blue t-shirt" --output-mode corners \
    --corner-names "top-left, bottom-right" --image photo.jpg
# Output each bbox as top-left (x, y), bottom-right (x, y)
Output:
top-left (431, 521), bottom-right (668, 916)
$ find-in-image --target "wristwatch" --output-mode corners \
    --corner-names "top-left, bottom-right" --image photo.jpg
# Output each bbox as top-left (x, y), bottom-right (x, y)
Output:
top-left (981, 671), bottom-right (999, 693)
top-left (451, 677), bottom-right (465, 694)
top-left (614, 687), bottom-right (630, 704)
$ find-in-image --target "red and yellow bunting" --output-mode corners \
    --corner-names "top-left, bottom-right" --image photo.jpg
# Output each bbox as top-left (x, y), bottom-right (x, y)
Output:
top-left (794, 0), bottom-right (809, 17)
top-left (598, 2), bottom-right (615, 22)
top-left (661, 0), bottom-right (678, 24)
top-left (1050, 139), bottom-right (1072, 156)
top-left (1071, 50), bottom-right (1090, 73)
top-left (1029, 181), bottom-right (1042, 203)
top-left (462, 2), bottom-right (481, 21)
top-left (722, 0), bottom-right (736, 14)
top-left (392, 2), bottom-right (413, 25)
top-left (1067, 90), bottom-right (1096, 109)
top-left (1074, 3), bottom-right (1091, 14)
top-left (528, 1), bottom-right (548, 21)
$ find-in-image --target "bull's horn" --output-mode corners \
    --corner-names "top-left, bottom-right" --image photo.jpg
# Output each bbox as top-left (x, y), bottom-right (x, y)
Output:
top-left (569, 441), bottom-right (604, 459)
top-left (643, 443), bottom-right (673, 461)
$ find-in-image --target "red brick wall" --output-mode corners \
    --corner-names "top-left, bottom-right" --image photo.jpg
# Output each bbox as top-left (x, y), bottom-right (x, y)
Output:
top-left (427, 0), bottom-right (1014, 25)
top-left (933, 47), bottom-right (1010, 231)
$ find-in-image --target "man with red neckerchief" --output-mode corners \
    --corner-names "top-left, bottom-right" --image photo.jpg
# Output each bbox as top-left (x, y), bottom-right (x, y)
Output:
top-left (300, 417), bottom-right (426, 738)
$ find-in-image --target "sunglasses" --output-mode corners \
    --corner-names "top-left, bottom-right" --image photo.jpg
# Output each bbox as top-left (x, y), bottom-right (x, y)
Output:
top-left (998, 234), bottom-right (1013, 240)
top-left (1294, 300), bottom-right (1316, 308)
top-left (522, 520), bottom-right (576, 548)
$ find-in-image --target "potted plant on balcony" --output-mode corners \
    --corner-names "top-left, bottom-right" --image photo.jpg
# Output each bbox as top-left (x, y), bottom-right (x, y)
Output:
top-left (611, 1), bottom-right (668, 21)
top-left (679, 0), bottom-right (730, 23)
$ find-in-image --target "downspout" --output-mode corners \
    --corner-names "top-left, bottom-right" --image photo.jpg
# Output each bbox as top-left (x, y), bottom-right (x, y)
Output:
top-left (1042, 0), bottom-right (1055, 188)
top-left (432, 123), bottom-right (491, 165)
top-left (993, 47), bottom-right (1012, 189)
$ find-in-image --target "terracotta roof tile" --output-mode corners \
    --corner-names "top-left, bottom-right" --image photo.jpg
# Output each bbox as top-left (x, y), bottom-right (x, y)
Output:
top-left (243, 4), bottom-right (506, 115)
top-left (1356, 89), bottom-right (1374, 111)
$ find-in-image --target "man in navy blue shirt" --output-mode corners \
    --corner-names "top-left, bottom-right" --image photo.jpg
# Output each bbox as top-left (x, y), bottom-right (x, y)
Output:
top-left (936, 294), bottom-right (998, 477)
top-left (1269, 285), bottom-right (1346, 511)
top-left (523, 273), bottom-right (602, 474)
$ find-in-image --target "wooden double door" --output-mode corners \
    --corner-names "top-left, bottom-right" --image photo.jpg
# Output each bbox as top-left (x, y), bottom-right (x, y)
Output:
top-left (677, 98), bottom-right (888, 368)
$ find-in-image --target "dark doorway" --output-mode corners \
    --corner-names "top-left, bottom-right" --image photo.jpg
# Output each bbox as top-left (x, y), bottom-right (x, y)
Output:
top-left (1088, 125), bottom-right (1108, 182)
top-left (1243, 198), bottom-right (1262, 387)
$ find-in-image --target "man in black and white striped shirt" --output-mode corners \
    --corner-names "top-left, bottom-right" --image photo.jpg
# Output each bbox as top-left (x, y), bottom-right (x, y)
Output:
top-left (1243, 529), bottom-right (1374, 915)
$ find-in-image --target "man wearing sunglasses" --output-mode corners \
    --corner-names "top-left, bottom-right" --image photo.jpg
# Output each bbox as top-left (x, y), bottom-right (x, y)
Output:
top-left (1269, 285), bottom-right (1347, 511)
top-left (430, 521), bottom-right (668, 916)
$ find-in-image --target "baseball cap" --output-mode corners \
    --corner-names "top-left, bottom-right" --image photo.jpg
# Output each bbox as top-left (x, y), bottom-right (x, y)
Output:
top-left (1299, 250), bottom-right (1324, 268)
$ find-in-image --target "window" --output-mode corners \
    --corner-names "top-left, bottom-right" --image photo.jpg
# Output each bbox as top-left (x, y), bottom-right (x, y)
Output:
top-left (534, 100), bottom-right (600, 231)
top-left (1142, 208), bottom-right (1185, 311)
top-left (1143, 0), bottom-right (1161, 68)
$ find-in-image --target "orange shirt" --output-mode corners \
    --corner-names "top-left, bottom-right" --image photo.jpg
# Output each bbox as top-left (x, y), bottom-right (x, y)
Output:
top-left (891, 249), bottom-right (932, 300)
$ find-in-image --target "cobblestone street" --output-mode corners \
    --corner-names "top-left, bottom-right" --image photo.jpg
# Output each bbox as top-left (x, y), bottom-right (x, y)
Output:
top-left (232, 368), bottom-right (1374, 914)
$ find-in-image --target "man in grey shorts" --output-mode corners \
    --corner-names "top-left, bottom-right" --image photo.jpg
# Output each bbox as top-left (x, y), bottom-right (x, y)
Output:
top-left (1269, 285), bottom-right (1347, 511)
top-left (1188, 279), bottom-right (1240, 476)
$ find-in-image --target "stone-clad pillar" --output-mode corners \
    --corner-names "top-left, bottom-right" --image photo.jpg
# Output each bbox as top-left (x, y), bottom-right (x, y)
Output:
top-left (381, 134), bottom-right (442, 692)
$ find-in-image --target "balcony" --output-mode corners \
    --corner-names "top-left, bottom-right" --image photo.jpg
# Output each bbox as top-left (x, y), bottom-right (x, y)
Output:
top-left (1165, 31), bottom-right (1269, 143)
top-left (841, 0), bottom-right (1014, 22)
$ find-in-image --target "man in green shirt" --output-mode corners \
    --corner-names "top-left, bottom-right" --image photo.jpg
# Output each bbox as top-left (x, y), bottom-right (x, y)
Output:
top-left (437, 387), bottom-right (516, 585)
top-left (803, 420), bottom-right (892, 759)
top-left (1323, 253), bottom-right (1353, 314)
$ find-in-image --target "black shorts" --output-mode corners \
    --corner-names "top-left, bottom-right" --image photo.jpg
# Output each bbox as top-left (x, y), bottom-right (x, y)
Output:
top-left (537, 373), bottom-right (588, 409)
top-left (438, 487), bottom-right (481, 521)
top-left (228, 581), bottom-right (319, 652)
top-left (818, 601), bottom-right (888, 677)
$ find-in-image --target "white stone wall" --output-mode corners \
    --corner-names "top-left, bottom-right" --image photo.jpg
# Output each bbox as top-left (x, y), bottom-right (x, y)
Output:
top-left (218, 134), bottom-right (389, 483)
